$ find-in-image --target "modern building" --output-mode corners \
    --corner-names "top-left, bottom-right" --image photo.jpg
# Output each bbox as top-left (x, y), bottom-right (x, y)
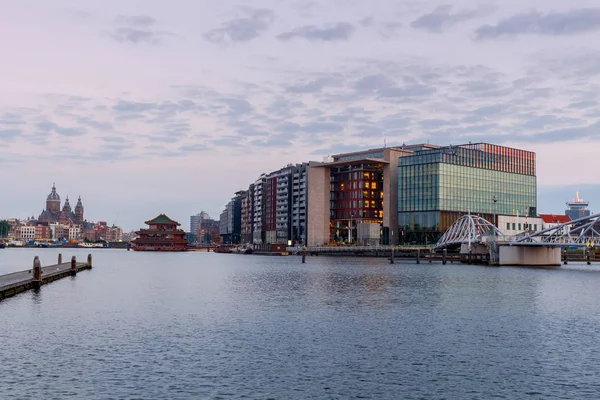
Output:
top-left (307, 146), bottom-right (422, 246)
top-left (241, 187), bottom-right (254, 243)
top-left (219, 192), bottom-right (243, 244)
top-left (398, 143), bottom-right (537, 244)
top-left (241, 164), bottom-right (309, 245)
top-left (565, 192), bottom-right (591, 221)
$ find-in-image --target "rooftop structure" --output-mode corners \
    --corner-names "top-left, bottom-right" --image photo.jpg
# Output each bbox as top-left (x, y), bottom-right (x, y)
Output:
top-left (565, 192), bottom-right (591, 221)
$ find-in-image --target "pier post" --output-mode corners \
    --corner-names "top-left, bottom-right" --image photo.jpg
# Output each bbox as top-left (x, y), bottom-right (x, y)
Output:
top-left (87, 254), bottom-right (93, 268)
top-left (390, 248), bottom-right (395, 264)
top-left (468, 250), bottom-right (473, 265)
top-left (71, 256), bottom-right (77, 276)
top-left (32, 256), bottom-right (42, 289)
top-left (58, 253), bottom-right (62, 264)
top-left (416, 249), bottom-right (420, 265)
top-left (563, 250), bottom-right (568, 265)
top-left (301, 248), bottom-right (306, 264)
top-left (442, 248), bottom-right (447, 265)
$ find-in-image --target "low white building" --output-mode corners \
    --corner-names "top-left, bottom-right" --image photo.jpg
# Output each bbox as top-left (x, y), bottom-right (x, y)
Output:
top-left (19, 226), bottom-right (36, 240)
top-left (498, 215), bottom-right (543, 237)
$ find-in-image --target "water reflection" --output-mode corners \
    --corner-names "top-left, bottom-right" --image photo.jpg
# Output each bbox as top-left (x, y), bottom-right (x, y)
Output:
top-left (2, 251), bottom-right (600, 398)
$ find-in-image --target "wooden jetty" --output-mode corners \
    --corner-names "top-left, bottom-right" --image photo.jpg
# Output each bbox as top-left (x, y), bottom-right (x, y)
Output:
top-left (0, 254), bottom-right (92, 301)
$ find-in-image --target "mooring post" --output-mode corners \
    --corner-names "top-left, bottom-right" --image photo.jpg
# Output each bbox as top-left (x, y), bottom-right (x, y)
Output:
top-left (58, 253), bottom-right (62, 264)
top-left (390, 248), bottom-right (395, 264)
top-left (87, 253), bottom-right (93, 268)
top-left (416, 249), bottom-right (420, 264)
top-left (32, 256), bottom-right (42, 289)
top-left (71, 256), bottom-right (77, 276)
top-left (302, 248), bottom-right (306, 264)
top-left (468, 250), bottom-right (473, 265)
top-left (442, 248), bottom-right (447, 265)
top-left (563, 250), bottom-right (568, 265)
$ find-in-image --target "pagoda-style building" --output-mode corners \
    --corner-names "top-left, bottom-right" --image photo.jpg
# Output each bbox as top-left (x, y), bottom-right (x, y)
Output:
top-left (131, 214), bottom-right (188, 251)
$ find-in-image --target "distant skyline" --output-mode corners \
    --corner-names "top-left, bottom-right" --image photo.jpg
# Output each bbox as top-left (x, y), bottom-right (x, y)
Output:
top-left (2, 0), bottom-right (600, 230)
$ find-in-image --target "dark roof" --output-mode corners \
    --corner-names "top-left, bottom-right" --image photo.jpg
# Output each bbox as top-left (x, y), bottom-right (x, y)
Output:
top-left (144, 214), bottom-right (180, 225)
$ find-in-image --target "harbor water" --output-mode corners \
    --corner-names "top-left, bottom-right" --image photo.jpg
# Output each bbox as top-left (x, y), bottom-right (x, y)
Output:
top-left (1, 248), bottom-right (600, 399)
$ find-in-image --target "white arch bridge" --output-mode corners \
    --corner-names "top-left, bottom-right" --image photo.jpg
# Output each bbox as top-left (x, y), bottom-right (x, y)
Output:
top-left (435, 214), bottom-right (600, 266)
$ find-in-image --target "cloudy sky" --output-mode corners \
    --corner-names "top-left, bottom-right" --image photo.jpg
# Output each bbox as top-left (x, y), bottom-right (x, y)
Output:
top-left (1, 0), bottom-right (600, 231)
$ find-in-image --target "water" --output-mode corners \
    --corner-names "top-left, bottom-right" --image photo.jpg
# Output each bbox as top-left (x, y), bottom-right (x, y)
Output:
top-left (2, 248), bottom-right (600, 399)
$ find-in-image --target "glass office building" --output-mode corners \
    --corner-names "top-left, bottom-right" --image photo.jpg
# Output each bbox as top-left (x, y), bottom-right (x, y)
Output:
top-left (398, 143), bottom-right (536, 244)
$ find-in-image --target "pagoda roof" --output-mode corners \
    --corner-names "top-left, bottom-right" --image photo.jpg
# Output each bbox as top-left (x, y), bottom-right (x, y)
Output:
top-left (144, 214), bottom-right (180, 226)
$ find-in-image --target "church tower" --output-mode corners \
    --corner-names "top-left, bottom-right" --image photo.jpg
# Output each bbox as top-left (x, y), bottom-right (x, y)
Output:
top-left (75, 196), bottom-right (84, 224)
top-left (46, 183), bottom-right (61, 213)
top-left (62, 196), bottom-right (72, 214)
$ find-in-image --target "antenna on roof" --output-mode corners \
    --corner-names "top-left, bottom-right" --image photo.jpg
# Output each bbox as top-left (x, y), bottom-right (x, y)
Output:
top-left (383, 132), bottom-right (386, 148)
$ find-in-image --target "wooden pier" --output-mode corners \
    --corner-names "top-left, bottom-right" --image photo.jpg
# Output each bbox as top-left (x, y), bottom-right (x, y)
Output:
top-left (0, 254), bottom-right (92, 301)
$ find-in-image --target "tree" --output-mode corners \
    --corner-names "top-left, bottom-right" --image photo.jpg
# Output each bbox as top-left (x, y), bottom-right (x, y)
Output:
top-left (0, 220), bottom-right (9, 238)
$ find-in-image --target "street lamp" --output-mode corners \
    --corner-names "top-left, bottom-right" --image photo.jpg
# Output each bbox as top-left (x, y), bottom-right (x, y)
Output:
top-left (493, 195), bottom-right (498, 229)
top-left (349, 212), bottom-right (355, 244)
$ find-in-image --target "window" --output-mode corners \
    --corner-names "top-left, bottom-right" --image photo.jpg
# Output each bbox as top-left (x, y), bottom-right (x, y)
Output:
top-left (518, 223), bottom-right (521, 230)
top-left (506, 223), bottom-right (510, 230)
top-left (512, 223), bottom-right (516, 230)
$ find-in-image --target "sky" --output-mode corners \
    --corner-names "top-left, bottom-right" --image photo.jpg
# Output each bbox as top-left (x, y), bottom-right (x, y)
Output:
top-left (1, 0), bottom-right (600, 231)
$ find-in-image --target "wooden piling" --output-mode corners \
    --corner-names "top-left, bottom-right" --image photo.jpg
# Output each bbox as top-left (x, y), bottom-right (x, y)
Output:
top-left (87, 254), bottom-right (93, 268)
top-left (442, 248), bottom-right (447, 265)
top-left (71, 256), bottom-right (77, 276)
top-left (58, 253), bottom-right (62, 264)
top-left (390, 248), bottom-right (395, 264)
top-left (468, 250), bottom-right (472, 265)
top-left (563, 250), bottom-right (568, 265)
top-left (301, 249), bottom-right (306, 264)
top-left (416, 249), bottom-right (420, 264)
top-left (32, 256), bottom-right (42, 289)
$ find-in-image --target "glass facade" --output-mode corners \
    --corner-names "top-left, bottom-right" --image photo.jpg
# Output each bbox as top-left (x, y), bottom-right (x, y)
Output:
top-left (398, 143), bottom-right (537, 244)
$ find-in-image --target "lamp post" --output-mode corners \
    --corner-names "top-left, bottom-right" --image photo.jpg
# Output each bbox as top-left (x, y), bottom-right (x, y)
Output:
top-left (493, 195), bottom-right (498, 229)
top-left (349, 212), bottom-right (354, 244)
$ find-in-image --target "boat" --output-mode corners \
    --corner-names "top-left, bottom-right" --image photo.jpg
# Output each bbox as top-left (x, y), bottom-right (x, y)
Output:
top-left (78, 242), bottom-right (106, 248)
top-left (0, 241), bottom-right (5, 249)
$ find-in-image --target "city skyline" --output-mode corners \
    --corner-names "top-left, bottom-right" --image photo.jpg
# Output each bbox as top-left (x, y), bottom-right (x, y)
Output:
top-left (2, 0), bottom-right (600, 230)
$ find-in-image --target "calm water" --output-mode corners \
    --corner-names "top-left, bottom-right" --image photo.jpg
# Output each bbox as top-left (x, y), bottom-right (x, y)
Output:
top-left (2, 248), bottom-right (600, 399)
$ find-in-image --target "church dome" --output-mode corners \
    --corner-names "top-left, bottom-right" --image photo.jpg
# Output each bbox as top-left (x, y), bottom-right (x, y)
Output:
top-left (47, 183), bottom-right (60, 201)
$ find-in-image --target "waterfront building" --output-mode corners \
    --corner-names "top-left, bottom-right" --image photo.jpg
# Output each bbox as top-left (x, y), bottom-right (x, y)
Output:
top-left (190, 213), bottom-right (202, 237)
top-left (242, 164), bottom-right (308, 245)
top-left (398, 143), bottom-right (537, 244)
top-left (241, 187), bottom-right (254, 244)
top-left (565, 192), bottom-right (591, 221)
top-left (252, 175), bottom-right (266, 244)
top-left (219, 193), bottom-right (243, 244)
top-left (131, 214), bottom-right (188, 251)
top-left (307, 146), bottom-right (423, 246)
top-left (291, 164), bottom-right (308, 245)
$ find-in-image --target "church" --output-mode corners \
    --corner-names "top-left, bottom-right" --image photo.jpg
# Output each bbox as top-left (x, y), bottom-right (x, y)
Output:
top-left (38, 184), bottom-right (84, 225)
